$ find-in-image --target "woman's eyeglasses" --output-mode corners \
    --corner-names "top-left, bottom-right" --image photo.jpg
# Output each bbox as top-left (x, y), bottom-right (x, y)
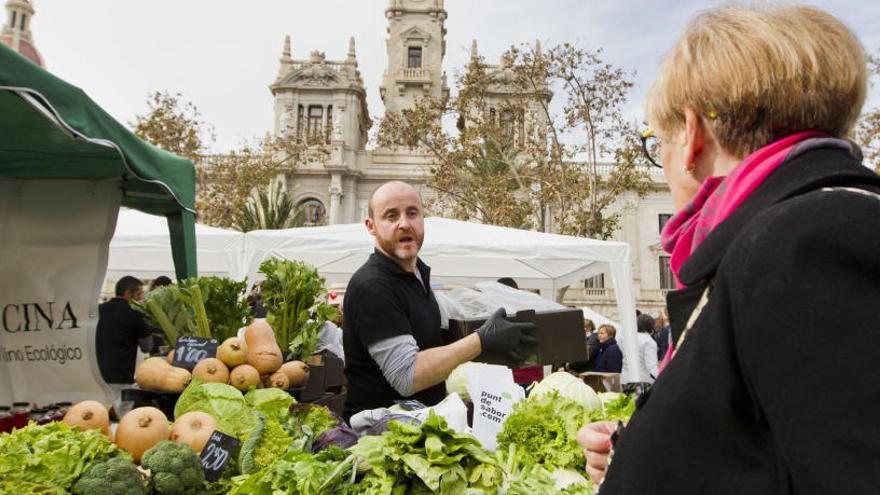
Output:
top-left (640, 129), bottom-right (662, 169)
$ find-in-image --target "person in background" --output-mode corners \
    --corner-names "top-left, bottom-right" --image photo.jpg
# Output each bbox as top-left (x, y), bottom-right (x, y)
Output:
top-left (593, 324), bottom-right (622, 373)
top-left (654, 310), bottom-right (671, 361)
top-left (95, 276), bottom-right (155, 416)
top-left (148, 276), bottom-right (172, 292)
top-left (578, 5), bottom-right (880, 493)
top-left (635, 313), bottom-right (659, 384)
top-left (496, 277), bottom-right (519, 289)
top-left (567, 318), bottom-right (598, 373)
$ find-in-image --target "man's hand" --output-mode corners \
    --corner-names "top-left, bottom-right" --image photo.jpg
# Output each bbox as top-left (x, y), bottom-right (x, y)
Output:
top-left (577, 421), bottom-right (616, 485)
top-left (475, 308), bottom-right (538, 367)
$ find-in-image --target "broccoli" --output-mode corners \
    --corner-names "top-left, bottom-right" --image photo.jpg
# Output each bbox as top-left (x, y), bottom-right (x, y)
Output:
top-left (72, 457), bottom-right (147, 495)
top-left (141, 440), bottom-right (207, 495)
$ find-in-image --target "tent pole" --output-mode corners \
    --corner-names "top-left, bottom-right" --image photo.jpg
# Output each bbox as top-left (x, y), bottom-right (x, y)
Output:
top-left (167, 210), bottom-right (198, 280)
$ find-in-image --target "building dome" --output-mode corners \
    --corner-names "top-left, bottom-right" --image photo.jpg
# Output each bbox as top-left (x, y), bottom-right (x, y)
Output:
top-left (2, 0), bottom-right (44, 67)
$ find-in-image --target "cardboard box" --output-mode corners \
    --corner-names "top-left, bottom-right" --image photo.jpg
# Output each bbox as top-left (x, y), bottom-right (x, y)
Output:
top-left (446, 308), bottom-right (587, 367)
top-left (579, 372), bottom-right (622, 393)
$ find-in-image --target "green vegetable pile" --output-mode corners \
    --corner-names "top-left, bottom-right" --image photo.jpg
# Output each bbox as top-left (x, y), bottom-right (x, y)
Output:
top-left (0, 421), bottom-right (128, 493)
top-left (136, 276), bottom-right (254, 345)
top-left (496, 391), bottom-right (595, 472)
top-left (239, 413), bottom-right (294, 475)
top-left (351, 411), bottom-right (502, 494)
top-left (259, 259), bottom-right (338, 360)
top-left (229, 446), bottom-right (356, 495)
top-left (291, 403), bottom-right (340, 438)
top-left (196, 276), bottom-right (254, 342)
top-left (600, 392), bottom-right (636, 423)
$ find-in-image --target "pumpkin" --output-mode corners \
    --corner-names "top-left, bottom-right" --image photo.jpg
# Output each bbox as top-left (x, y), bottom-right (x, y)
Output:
top-left (264, 371), bottom-right (289, 389)
top-left (279, 360), bottom-right (310, 387)
top-left (165, 349), bottom-right (175, 364)
top-left (217, 337), bottom-right (248, 368)
top-left (62, 400), bottom-right (110, 437)
top-left (136, 357), bottom-right (192, 393)
top-left (192, 358), bottom-right (229, 384)
top-left (244, 320), bottom-right (283, 374)
top-left (170, 411), bottom-right (217, 453)
top-left (115, 407), bottom-right (170, 462)
top-left (229, 364), bottom-right (261, 392)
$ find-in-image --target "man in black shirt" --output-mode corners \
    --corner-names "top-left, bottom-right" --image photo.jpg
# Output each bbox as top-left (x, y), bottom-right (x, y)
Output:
top-left (343, 181), bottom-right (537, 419)
top-left (96, 276), bottom-right (155, 412)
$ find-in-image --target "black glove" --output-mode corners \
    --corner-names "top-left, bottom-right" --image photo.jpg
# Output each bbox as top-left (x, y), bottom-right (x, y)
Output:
top-left (475, 308), bottom-right (539, 367)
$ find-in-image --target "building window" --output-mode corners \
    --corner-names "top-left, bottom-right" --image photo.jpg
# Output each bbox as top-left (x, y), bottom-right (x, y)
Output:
top-left (659, 256), bottom-right (676, 290)
top-left (584, 274), bottom-right (605, 289)
top-left (297, 105), bottom-right (305, 139)
top-left (408, 46), bottom-right (422, 69)
top-left (307, 106), bottom-right (323, 143)
top-left (20, 14), bottom-right (26, 29)
top-left (10, 11), bottom-right (16, 28)
top-left (299, 198), bottom-right (326, 225)
top-left (658, 213), bottom-right (673, 233)
top-left (325, 105), bottom-right (333, 143)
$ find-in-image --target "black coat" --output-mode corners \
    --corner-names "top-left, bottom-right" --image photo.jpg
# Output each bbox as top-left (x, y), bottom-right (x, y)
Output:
top-left (601, 144), bottom-right (880, 494)
top-left (594, 338), bottom-right (623, 373)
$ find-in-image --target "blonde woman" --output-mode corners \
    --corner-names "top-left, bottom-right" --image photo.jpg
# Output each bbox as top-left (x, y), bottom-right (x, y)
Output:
top-left (579, 5), bottom-right (880, 494)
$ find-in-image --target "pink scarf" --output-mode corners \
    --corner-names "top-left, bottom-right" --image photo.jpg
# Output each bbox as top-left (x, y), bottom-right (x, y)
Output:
top-left (656, 131), bottom-right (823, 370)
top-left (660, 131), bottom-right (823, 288)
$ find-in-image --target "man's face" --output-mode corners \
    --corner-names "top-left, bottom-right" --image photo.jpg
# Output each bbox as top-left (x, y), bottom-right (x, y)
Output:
top-left (366, 183), bottom-right (425, 269)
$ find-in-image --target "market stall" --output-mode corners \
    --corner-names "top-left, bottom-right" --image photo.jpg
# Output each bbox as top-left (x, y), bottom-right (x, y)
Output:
top-left (108, 208), bottom-right (245, 280)
top-left (243, 217), bottom-right (641, 383)
top-left (0, 44), bottom-right (197, 405)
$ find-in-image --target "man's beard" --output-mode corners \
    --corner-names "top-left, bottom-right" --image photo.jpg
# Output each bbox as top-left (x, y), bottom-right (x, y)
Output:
top-left (377, 230), bottom-right (423, 263)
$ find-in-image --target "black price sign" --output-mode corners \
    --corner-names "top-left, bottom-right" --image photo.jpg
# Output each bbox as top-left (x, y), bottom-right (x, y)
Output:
top-left (200, 430), bottom-right (240, 482)
top-left (172, 336), bottom-right (218, 370)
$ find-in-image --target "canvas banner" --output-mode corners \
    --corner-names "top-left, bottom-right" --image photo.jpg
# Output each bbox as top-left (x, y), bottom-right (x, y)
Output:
top-left (0, 179), bottom-right (120, 405)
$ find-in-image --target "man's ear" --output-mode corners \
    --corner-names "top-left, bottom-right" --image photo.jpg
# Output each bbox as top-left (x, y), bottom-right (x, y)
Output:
top-left (365, 217), bottom-right (376, 236)
top-left (682, 107), bottom-right (705, 172)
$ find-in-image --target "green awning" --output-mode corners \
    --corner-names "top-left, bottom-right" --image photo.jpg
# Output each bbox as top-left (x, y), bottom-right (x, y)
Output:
top-left (0, 44), bottom-right (197, 279)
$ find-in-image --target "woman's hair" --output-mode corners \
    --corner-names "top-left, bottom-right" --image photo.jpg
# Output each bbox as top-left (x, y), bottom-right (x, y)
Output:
top-left (646, 5), bottom-right (867, 158)
top-left (598, 324), bottom-right (617, 338)
top-left (637, 313), bottom-right (656, 334)
top-left (149, 276), bottom-right (173, 291)
top-left (584, 319), bottom-right (595, 332)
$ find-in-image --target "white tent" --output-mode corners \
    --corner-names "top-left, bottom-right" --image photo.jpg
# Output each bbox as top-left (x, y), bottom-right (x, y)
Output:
top-left (244, 217), bottom-right (640, 382)
top-left (107, 208), bottom-right (245, 280)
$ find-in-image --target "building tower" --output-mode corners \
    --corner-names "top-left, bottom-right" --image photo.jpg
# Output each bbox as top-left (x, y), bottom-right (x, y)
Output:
top-left (1, 0), bottom-right (43, 67)
top-left (379, 0), bottom-right (449, 114)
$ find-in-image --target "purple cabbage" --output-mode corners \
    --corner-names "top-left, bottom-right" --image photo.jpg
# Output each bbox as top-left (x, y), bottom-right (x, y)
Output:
top-left (312, 424), bottom-right (360, 452)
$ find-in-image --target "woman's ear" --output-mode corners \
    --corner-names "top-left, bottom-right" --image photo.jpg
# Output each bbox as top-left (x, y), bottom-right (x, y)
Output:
top-left (682, 107), bottom-right (704, 173)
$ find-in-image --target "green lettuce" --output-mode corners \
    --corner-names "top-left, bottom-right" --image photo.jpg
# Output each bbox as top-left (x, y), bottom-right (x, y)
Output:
top-left (290, 404), bottom-right (339, 438)
top-left (600, 392), bottom-right (636, 423)
top-left (230, 446), bottom-right (356, 495)
top-left (496, 391), bottom-right (594, 471)
top-left (351, 411), bottom-right (501, 494)
top-left (174, 379), bottom-right (257, 439)
top-left (0, 422), bottom-right (128, 492)
top-left (245, 388), bottom-right (295, 425)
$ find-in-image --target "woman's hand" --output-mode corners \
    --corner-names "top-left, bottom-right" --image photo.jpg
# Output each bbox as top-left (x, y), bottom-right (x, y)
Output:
top-left (577, 421), bottom-right (617, 485)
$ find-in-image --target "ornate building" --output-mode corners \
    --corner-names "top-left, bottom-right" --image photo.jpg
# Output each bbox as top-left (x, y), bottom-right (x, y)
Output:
top-left (271, 0), bottom-right (676, 318)
top-left (1, 0), bottom-right (44, 67)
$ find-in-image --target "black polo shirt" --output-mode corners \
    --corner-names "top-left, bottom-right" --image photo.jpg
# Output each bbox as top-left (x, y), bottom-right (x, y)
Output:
top-left (343, 249), bottom-right (446, 418)
top-left (95, 298), bottom-right (154, 384)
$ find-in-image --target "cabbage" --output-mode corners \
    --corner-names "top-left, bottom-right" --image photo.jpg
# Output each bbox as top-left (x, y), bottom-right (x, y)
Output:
top-left (445, 362), bottom-right (478, 401)
top-left (530, 372), bottom-right (602, 414)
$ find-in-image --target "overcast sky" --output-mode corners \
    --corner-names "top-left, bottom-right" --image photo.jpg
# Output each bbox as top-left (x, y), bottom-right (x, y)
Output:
top-left (26, 0), bottom-right (880, 152)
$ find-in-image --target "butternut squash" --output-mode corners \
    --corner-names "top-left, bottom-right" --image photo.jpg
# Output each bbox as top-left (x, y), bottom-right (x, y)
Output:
top-left (136, 357), bottom-right (192, 393)
top-left (192, 358), bottom-right (229, 384)
top-left (279, 360), bottom-right (310, 387)
top-left (170, 411), bottom-right (217, 453)
top-left (229, 364), bottom-right (261, 391)
top-left (217, 336), bottom-right (248, 368)
top-left (62, 400), bottom-right (110, 437)
top-left (116, 407), bottom-right (170, 462)
top-left (264, 371), bottom-right (289, 389)
top-left (244, 320), bottom-right (283, 374)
